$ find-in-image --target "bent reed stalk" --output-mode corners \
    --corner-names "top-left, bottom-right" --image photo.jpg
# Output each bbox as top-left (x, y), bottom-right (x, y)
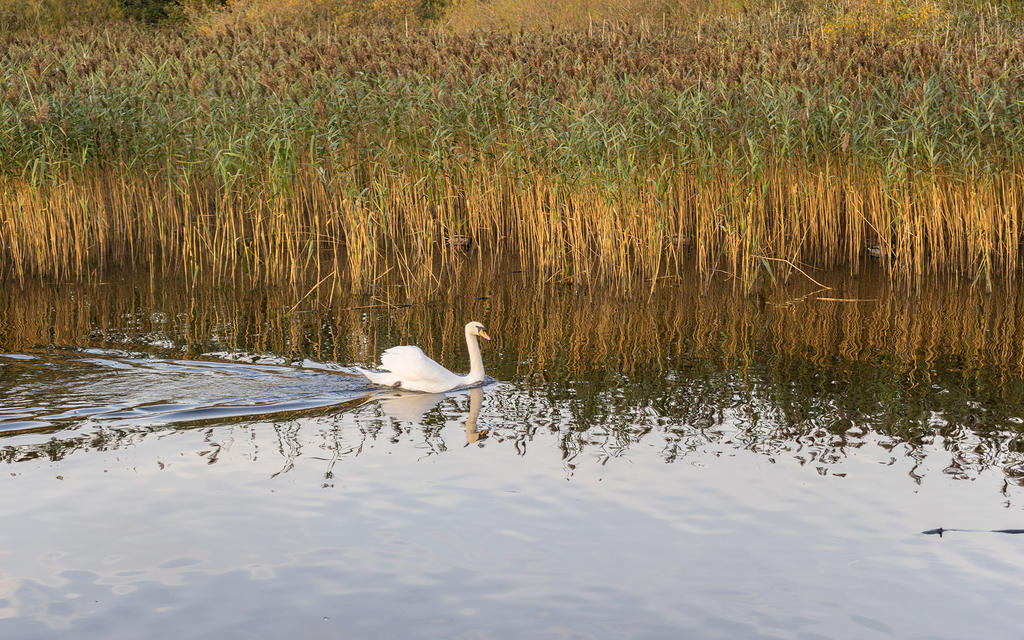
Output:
top-left (2, 8), bottom-right (1023, 290)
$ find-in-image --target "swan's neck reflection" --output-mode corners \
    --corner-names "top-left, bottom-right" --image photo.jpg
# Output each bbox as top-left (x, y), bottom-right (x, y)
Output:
top-left (465, 387), bottom-right (483, 443)
top-left (376, 386), bottom-right (485, 445)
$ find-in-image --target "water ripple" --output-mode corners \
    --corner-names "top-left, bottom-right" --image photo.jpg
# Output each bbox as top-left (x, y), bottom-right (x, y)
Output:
top-left (0, 349), bottom-right (374, 433)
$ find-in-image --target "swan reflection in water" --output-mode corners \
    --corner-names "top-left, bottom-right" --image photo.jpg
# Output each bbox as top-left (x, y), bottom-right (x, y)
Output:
top-left (374, 386), bottom-right (487, 444)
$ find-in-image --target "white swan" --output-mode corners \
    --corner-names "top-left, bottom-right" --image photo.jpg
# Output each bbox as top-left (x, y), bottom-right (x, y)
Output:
top-left (357, 321), bottom-right (491, 393)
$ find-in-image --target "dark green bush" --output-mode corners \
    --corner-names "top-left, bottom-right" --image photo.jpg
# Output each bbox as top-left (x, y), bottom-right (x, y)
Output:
top-left (120, 0), bottom-right (175, 22)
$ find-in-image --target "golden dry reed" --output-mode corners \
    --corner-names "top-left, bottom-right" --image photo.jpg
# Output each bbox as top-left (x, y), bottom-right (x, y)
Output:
top-left (3, 164), bottom-right (1022, 291)
top-left (2, 4), bottom-right (1023, 291)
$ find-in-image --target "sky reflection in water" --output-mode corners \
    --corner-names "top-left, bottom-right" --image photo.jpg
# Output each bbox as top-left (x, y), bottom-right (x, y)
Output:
top-left (1, 271), bottom-right (1024, 638)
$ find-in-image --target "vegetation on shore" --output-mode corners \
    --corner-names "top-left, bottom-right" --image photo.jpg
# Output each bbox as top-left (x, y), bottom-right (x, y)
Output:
top-left (1, 0), bottom-right (1023, 290)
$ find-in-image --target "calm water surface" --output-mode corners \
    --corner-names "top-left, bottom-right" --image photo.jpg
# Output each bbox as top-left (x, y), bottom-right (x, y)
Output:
top-left (2, 270), bottom-right (1024, 638)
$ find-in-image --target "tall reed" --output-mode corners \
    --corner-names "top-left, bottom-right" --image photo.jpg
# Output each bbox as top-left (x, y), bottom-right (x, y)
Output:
top-left (1, 5), bottom-right (1023, 290)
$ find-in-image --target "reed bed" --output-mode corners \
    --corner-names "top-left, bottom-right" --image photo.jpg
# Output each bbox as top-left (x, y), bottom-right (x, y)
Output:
top-left (2, 5), bottom-right (1024, 289)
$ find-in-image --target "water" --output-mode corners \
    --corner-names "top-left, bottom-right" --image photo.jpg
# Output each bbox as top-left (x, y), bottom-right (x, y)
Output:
top-left (2, 270), bottom-right (1024, 638)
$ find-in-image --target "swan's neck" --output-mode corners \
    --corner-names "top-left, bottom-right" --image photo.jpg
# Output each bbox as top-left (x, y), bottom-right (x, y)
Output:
top-left (465, 331), bottom-right (485, 382)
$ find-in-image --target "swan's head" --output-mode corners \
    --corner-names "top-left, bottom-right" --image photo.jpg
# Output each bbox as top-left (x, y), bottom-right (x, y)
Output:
top-left (466, 321), bottom-right (491, 341)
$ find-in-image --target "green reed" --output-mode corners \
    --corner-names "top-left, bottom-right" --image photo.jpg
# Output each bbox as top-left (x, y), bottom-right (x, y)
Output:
top-left (1, 4), bottom-right (1023, 289)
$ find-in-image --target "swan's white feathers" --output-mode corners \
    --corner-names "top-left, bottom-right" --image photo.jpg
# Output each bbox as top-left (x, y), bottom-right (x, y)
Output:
top-left (379, 346), bottom-right (459, 388)
top-left (359, 321), bottom-right (489, 393)
top-left (356, 367), bottom-right (400, 387)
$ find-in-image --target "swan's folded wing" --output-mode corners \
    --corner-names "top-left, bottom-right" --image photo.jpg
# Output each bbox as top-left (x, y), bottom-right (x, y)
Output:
top-left (379, 346), bottom-right (456, 383)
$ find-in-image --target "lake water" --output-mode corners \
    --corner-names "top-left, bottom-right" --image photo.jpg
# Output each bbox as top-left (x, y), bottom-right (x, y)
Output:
top-left (2, 267), bottom-right (1024, 639)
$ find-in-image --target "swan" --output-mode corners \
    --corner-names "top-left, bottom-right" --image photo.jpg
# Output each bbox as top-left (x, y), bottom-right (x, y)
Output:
top-left (356, 321), bottom-right (491, 393)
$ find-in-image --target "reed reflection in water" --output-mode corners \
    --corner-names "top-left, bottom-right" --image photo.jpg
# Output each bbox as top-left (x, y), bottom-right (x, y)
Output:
top-left (3, 380), bottom-right (1021, 639)
top-left (4, 262), bottom-right (1024, 377)
top-left (2, 263), bottom-right (1024, 639)
top-left (2, 265), bottom-right (1024, 490)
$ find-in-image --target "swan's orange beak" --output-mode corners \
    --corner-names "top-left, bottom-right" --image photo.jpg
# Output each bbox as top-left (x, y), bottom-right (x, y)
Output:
top-left (479, 329), bottom-right (491, 341)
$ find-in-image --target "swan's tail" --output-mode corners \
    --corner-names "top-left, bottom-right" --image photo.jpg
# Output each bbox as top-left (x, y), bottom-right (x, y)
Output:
top-left (355, 366), bottom-right (400, 388)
